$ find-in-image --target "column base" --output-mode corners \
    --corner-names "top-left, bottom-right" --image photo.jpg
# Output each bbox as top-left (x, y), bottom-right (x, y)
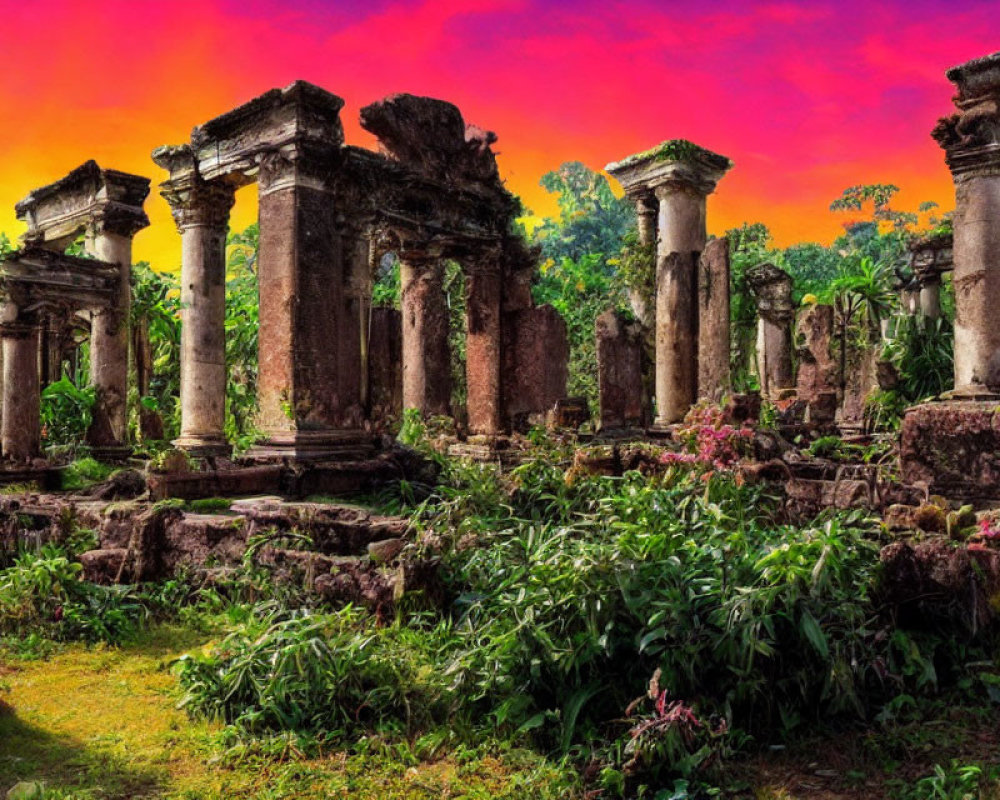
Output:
top-left (172, 435), bottom-right (231, 459)
top-left (940, 384), bottom-right (1000, 401)
top-left (246, 429), bottom-right (376, 462)
top-left (448, 435), bottom-right (523, 465)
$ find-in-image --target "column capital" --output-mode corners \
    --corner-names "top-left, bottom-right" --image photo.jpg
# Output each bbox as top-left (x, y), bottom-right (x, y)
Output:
top-left (160, 177), bottom-right (236, 232)
top-left (256, 141), bottom-right (339, 196)
top-left (607, 139), bottom-right (732, 198)
top-left (932, 52), bottom-right (1000, 179)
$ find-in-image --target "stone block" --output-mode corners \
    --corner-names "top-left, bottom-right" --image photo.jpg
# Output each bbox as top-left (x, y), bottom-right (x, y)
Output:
top-left (901, 400), bottom-right (1000, 499)
top-left (501, 304), bottom-right (569, 431)
top-left (368, 306), bottom-right (402, 421)
top-left (596, 309), bottom-right (644, 430)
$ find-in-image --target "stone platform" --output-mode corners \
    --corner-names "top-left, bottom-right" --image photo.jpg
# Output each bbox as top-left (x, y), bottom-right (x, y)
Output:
top-left (901, 400), bottom-right (1000, 500)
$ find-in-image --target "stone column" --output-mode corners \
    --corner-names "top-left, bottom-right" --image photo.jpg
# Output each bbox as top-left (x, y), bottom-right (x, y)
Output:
top-left (0, 308), bottom-right (40, 462)
top-left (920, 276), bottom-right (942, 320)
top-left (252, 144), bottom-right (369, 459)
top-left (465, 258), bottom-right (503, 436)
top-left (756, 311), bottom-right (795, 398)
top-left (337, 220), bottom-right (371, 425)
top-left (932, 52), bottom-right (1000, 394)
top-left (697, 237), bottom-right (731, 402)
top-left (400, 254), bottom-right (451, 417)
top-left (84, 220), bottom-right (138, 454)
top-left (162, 179), bottom-right (235, 456)
top-left (652, 181), bottom-right (706, 425)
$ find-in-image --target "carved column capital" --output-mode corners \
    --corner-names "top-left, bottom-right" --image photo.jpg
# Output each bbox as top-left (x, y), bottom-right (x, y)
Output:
top-left (160, 178), bottom-right (236, 232)
top-left (257, 142), bottom-right (339, 196)
top-left (932, 51), bottom-right (1000, 180)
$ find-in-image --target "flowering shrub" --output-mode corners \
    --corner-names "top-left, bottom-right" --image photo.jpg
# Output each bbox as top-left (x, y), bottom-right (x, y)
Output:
top-left (660, 404), bottom-right (754, 471)
top-left (970, 518), bottom-right (1000, 550)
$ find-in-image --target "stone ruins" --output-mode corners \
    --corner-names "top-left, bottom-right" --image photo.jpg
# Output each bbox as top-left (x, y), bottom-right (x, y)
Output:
top-left (0, 49), bottom-right (999, 550)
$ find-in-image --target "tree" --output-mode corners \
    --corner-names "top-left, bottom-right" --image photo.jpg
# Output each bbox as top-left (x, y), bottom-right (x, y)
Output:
top-left (531, 162), bottom-right (632, 267)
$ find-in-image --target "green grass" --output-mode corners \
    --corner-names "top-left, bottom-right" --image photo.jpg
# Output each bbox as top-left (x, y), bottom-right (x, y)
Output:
top-left (0, 625), bottom-right (581, 800)
top-left (58, 460), bottom-right (115, 492)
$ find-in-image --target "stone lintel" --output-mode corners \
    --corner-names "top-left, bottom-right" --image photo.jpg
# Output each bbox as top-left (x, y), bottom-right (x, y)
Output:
top-left (606, 140), bottom-right (731, 198)
top-left (0, 247), bottom-right (120, 311)
top-left (16, 160), bottom-right (150, 246)
top-left (187, 81), bottom-right (345, 184)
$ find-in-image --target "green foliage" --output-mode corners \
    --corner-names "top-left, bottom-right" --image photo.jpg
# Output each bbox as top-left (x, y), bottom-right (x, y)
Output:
top-left (176, 607), bottom-right (457, 736)
top-left (225, 224), bottom-right (260, 444)
top-left (0, 231), bottom-right (14, 256)
top-left (532, 252), bottom-right (624, 404)
top-left (58, 458), bottom-right (114, 491)
top-left (131, 260), bottom-right (181, 439)
top-left (372, 253), bottom-right (400, 308)
top-left (40, 378), bottom-right (95, 447)
top-left (884, 315), bottom-right (954, 401)
top-left (532, 162), bottom-right (632, 268)
top-left (727, 223), bottom-right (774, 391)
top-left (0, 545), bottom-right (146, 644)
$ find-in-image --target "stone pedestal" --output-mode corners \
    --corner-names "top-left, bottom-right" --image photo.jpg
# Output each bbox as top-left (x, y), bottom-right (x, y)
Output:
top-left (697, 237), bottom-right (731, 402)
top-left (1, 319), bottom-right (40, 461)
top-left (465, 263), bottom-right (503, 436)
top-left (400, 256), bottom-right (451, 417)
top-left (161, 179), bottom-right (235, 457)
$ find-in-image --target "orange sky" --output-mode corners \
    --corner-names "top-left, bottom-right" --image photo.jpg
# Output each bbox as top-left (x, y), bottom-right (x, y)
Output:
top-left (0, 0), bottom-right (997, 270)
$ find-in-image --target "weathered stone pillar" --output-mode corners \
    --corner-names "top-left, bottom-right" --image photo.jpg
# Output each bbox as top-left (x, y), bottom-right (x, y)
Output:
top-left (697, 237), bottom-right (731, 402)
top-left (628, 194), bottom-right (657, 328)
top-left (652, 182), bottom-right (704, 425)
top-left (920, 277), bottom-right (942, 320)
top-left (83, 223), bottom-right (134, 453)
top-left (161, 178), bottom-right (236, 456)
top-left (932, 52), bottom-right (1000, 393)
top-left (465, 259), bottom-right (503, 436)
top-left (252, 142), bottom-right (370, 459)
top-left (596, 309), bottom-right (643, 431)
top-left (606, 141), bottom-right (731, 426)
top-left (400, 254), bottom-right (451, 417)
top-left (0, 309), bottom-right (40, 461)
top-left (746, 263), bottom-right (795, 400)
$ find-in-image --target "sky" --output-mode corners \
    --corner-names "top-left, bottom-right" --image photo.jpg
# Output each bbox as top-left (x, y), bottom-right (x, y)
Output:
top-left (0, 0), bottom-right (997, 270)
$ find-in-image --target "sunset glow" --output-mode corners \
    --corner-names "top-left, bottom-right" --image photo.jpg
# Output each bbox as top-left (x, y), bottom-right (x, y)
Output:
top-left (1, 0), bottom-right (997, 268)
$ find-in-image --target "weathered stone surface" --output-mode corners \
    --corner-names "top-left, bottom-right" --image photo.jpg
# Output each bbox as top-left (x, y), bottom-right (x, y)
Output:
top-left (465, 266), bottom-right (503, 435)
top-left (901, 400), bottom-right (1000, 498)
top-left (596, 310), bottom-right (644, 431)
top-left (368, 306), bottom-right (403, 423)
top-left (932, 51), bottom-right (1000, 394)
top-left (80, 548), bottom-right (130, 584)
top-left (747, 263), bottom-right (794, 400)
top-left (502, 304), bottom-right (568, 431)
top-left (795, 304), bottom-right (838, 424)
top-left (880, 539), bottom-right (1000, 631)
top-left (698, 237), bottom-right (731, 402)
top-left (400, 258), bottom-right (451, 417)
top-left (654, 250), bottom-right (699, 424)
top-left (368, 537), bottom-right (406, 564)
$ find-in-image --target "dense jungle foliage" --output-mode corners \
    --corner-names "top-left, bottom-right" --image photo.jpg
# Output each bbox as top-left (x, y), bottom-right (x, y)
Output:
top-left (2, 165), bottom-right (992, 799)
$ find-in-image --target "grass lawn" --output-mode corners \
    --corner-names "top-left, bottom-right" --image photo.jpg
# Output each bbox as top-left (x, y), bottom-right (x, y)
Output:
top-left (0, 625), bottom-right (577, 799)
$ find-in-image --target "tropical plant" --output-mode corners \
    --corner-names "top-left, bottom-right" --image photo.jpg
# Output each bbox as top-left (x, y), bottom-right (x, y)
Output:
top-left (40, 378), bottom-right (96, 447)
